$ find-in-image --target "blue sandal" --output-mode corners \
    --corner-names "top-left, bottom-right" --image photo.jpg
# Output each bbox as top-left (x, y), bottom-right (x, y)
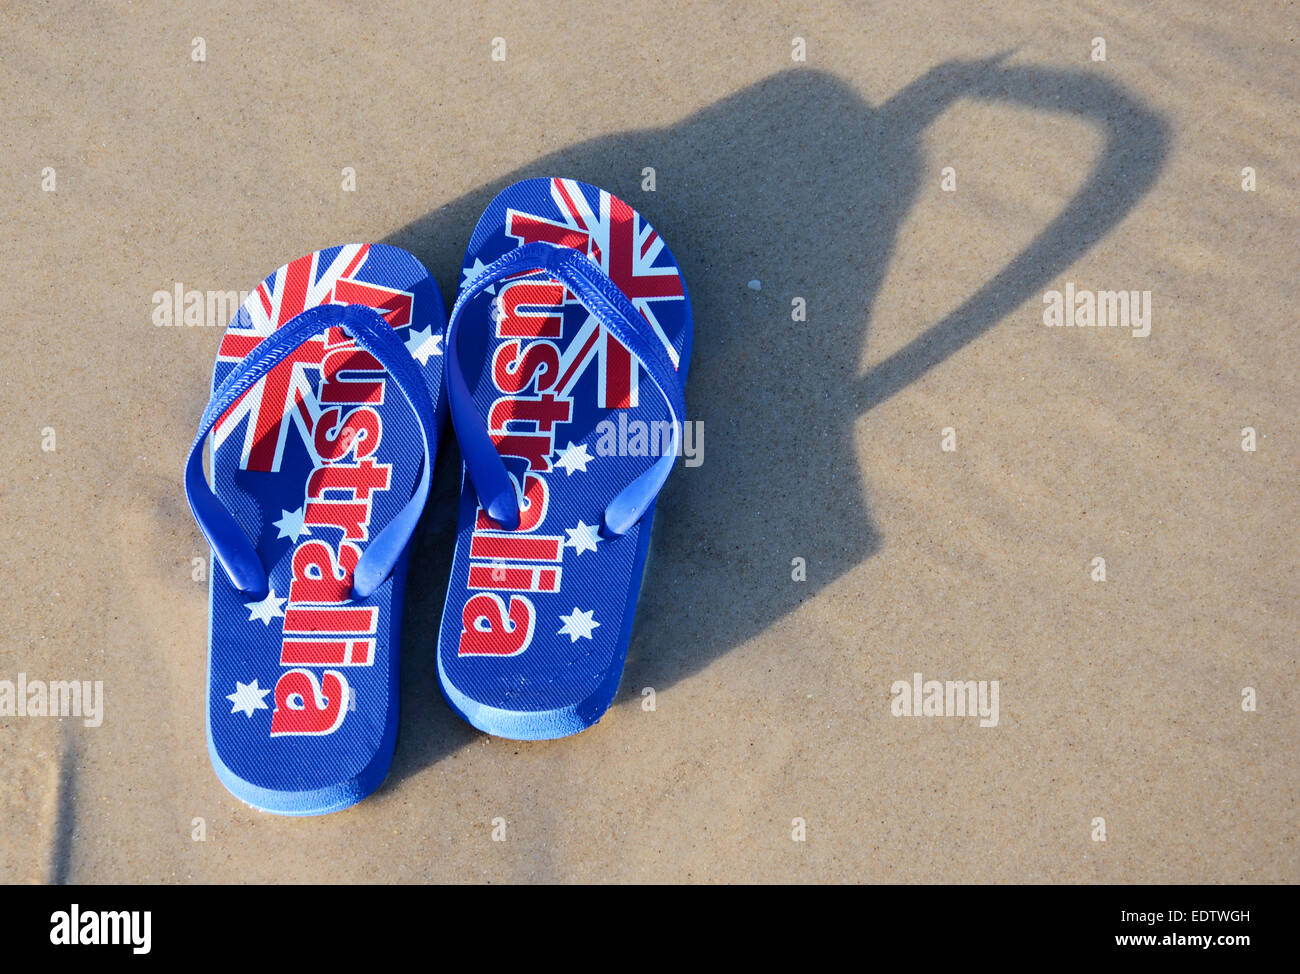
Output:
top-left (437, 178), bottom-right (692, 739)
top-left (185, 245), bottom-right (445, 814)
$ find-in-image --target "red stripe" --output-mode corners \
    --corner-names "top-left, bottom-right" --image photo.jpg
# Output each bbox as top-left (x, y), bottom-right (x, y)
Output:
top-left (339, 244), bottom-right (369, 282)
top-left (607, 197), bottom-right (636, 293)
top-left (280, 639), bottom-right (375, 666)
top-left (283, 606), bottom-right (377, 634)
top-left (468, 565), bottom-right (562, 593)
top-left (507, 212), bottom-right (590, 252)
top-left (217, 333), bottom-right (262, 360)
top-left (555, 327), bottom-right (600, 393)
top-left (277, 255), bottom-right (313, 325)
top-left (470, 534), bottom-right (562, 562)
top-left (604, 334), bottom-right (632, 409)
top-left (554, 179), bottom-right (588, 231)
top-left (333, 278), bottom-right (412, 328)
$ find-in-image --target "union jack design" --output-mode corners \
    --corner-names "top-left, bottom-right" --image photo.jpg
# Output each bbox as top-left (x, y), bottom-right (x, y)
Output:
top-left (505, 177), bottom-right (684, 409)
top-left (213, 245), bottom-right (414, 472)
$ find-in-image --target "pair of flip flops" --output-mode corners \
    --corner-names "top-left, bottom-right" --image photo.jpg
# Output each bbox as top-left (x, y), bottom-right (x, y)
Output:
top-left (184, 178), bottom-right (692, 815)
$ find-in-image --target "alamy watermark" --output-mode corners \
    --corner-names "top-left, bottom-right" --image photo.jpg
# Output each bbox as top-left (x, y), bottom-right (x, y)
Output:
top-left (1043, 283), bottom-right (1151, 338)
top-left (890, 672), bottom-right (999, 727)
top-left (0, 673), bottom-right (103, 727)
top-left (593, 415), bottom-right (703, 467)
top-left (50, 905), bottom-right (150, 954)
top-left (152, 284), bottom-right (251, 327)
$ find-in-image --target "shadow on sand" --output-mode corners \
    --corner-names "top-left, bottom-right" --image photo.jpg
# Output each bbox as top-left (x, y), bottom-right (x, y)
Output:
top-left (381, 59), bottom-right (1170, 784)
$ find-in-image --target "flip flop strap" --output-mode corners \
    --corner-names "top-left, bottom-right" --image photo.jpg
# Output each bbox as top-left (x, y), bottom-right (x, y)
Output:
top-left (185, 303), bottom-right (437, 598)
top-left (446, 241), bottom-right (685, 537)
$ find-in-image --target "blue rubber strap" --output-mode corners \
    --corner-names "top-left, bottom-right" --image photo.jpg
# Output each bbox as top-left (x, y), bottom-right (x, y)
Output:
top-left (446, 241), bottom-right (684, 537)
top-left (185, 303), bottom-right (437, 598)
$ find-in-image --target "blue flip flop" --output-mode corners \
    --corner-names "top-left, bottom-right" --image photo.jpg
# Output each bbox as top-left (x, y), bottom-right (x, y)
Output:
top-left (438, 177), bottom-right (692, 739)
top-left (185, 245), bottom-right (445, 815)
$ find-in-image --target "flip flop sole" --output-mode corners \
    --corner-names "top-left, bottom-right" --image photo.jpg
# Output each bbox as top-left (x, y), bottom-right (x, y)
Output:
top-left (437, 178), bottom-right (692, 740)
top-left (205, 244), bottom-right (445, 814)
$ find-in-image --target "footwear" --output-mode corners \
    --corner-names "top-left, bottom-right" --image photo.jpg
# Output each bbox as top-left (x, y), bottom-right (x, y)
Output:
top-left (437, 177), bottom-right (692, 740)
top-left (184, 245), bottom-right (445, 815)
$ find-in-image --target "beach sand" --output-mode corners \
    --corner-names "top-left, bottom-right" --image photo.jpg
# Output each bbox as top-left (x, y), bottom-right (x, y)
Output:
top-left (0, 0), bottom-right (1295, 882)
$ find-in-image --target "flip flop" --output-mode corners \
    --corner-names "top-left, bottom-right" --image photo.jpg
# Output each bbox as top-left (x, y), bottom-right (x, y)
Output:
top-left (438, 177), bottom-right (692, 739)
top-left (184, 245), bottom-right (445, 815)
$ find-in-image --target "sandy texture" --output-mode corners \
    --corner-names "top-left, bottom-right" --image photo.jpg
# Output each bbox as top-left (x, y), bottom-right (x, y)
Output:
top-left (0, 0), bottom-right (1295, 883)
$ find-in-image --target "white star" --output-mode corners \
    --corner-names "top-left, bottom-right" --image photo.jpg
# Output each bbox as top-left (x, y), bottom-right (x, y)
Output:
top-left (462, 257), bottom-right (495, 293)
top-left (246, 589), bottom-right (287, 626)
top-left (553, 440), bottom-right (593, 476)
top-left (557, 607), bottom-right (600, 643)
top-left (405, 325), bottom-right (443, 365)
top-left (273, 506), bottom-right (310, 542)
top-left (227, 679), bottom-right (271, 718)
top-left (563, 520), bottom-right (600, 556)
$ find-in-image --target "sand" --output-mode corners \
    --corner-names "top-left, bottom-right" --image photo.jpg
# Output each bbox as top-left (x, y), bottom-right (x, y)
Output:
top-left (0, 0), bottom-right (1295, 883)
